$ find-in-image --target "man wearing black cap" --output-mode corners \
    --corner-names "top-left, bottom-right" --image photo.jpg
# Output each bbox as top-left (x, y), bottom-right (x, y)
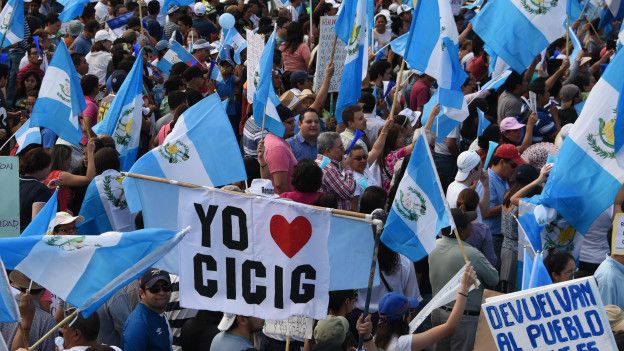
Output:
top-left (123, 269), bottom-right (173, 351)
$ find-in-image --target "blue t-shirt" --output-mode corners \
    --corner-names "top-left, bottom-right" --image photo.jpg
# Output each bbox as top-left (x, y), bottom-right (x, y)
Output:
top-left (531, 108), bottom-right (557, 142)
top-left (209, 331), bottom-right (253, 351)
top-left (70, 34), bottom-right (92, 56)
top-left (476, 169), bottom-right (509, 236)
top-left (123, 303), bottom-right (172, 351)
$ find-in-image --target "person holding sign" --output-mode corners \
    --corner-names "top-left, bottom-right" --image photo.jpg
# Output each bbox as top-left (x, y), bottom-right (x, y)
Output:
top-left (372, 266), bottom-right (476, 351)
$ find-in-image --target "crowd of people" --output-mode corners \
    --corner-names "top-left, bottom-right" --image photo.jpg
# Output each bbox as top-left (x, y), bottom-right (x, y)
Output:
top-left (1, 0), bottom-right (624, 349)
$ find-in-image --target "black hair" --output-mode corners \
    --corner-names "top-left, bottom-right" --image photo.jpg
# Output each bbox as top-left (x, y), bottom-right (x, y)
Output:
top-left (183, 66), bottom-right (204, 82)
top-left (502, 71), bottom-right (524, 92)
top-left (49, 144), bottom-right (72, 170)
top-left (0, 64), bottom-right (9, 79)
top-left (327, 289), bottom-right (357, 314)
top-left (148, 0), bottom-right (160, 15)
top-left (359, 186), bottom-right (387, 214)
top-left (168, 90), bottom-right (188, 111)
top-left (171, 62), bottom-right (190, 76)
top-left (543, 250), bottom-right (575, 281)
top-left (84, 20), bottom-right (99, 34)
top-left (80, 74), bottom-right (99, 96)
top-left (127, 16), bottom-right (141, 29)
top-left (284, 21), bottom-right (304, 53)
top-left (69, 313), bottom-right (100, 341)
top-left (20, 147), bottom-right (51, 175)
top-left (179, 14), bottom-right (193, 27)
top-left (369, 60), bottom-right (391, 81)
top-left (528, 77), bottom-right (546, 95)
top-left (164, 76), bottom-right (184, 93)
top-left (313, 193), bottom-right (338, 209)
top-left (94, 147), bottom-right (120, 174)
top-left (291, 159), bottom-right (323, 193)
top-left (359, 91), bottom-right (376, 113)
top-left (478, 124), bottom-right (501, 150)
top-left (44, 12), bottom-right (60, 26)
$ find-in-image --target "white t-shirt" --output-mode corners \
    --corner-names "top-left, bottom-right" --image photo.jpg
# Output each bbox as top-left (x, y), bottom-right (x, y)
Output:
top-left (287, 5), bottom-right (300, 21)
top-left (85, 51), bottom-right (113, 85)
top-left (380, 334), bottom-right (412, 351)
top-left (580, 209), bottom-right (612, 264)
top-left (373, 29), bottom-right (393, 49)
top-left (446, 180), bottom-right (483, 222)
top-left (433, 126), bottom-right (460, 156)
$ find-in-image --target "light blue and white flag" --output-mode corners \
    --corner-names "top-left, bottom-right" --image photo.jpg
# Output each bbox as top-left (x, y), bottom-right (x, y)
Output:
top-left (0, 260), bottom-right (18, 323)
top-left (471, 0), bottom-right (566, 73)
top-left (381, 134), bottom-right (453, 262)
top-left (615, 57), bottom-right (624, 167)
top-left (569, 27), bottom-right (582, 63)
top-left (106, 12), bottom-right (134, 37)
top-left (334, 0), bottom-right (369, 123)
top-left (0, 0), bottom-right (24, 48)
top-left (219, 28), bottom-right (247, 65)
top-left (79, 170), bottom-right (135, 235)
top-left (93, 51), bottom-right (143, 171)
top-left (535, 48), bottom-right (624, 234)
top-left (420, 91), bottom-right (469, 142)
top-left (521, 247), bottom-right (534, 290)
top-left (21, 189), bottom-right (58, 237)
top-left (390, 0), bottom-right (467, 109)
top-left (618, 22), bottom-right (624, 50)
top-left (479, 69), bottom-right (512, 93)
top-left (252, 29), bottom-right (285, 137)
top-left (14, 118), bottom-right (41, 154)
top-left (59, 0), bottom-right (90, 22)
top-left (161, 0), bottom-right (193, 14)
top-left (156, 42), bottom-right (195, 76)
top-left (30, 41), bottom-right (86, 146)
top-left (476, 108), bottom-right (491, 137)
top-left (0, 228), bottom-right (187, 317)
top-left (124, 93), bottom-right (247, 213)
top-left (606, 0), bottom-right (624, 18)
top-left (527, 251), bottom-right (552, 289)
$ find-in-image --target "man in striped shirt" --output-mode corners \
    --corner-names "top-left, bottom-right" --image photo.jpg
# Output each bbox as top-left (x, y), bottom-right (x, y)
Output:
top-left (315, 132), bottom-right (356, 210)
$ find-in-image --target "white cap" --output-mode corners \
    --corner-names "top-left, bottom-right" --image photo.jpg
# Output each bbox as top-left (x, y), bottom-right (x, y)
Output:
top-left (246, 179), bottom-right (278, 198)
top-left (217, 313), bottom-right (237, 331)
top-left (94, 29), bottom-right (112, 43)
top-left (455, 150), bottom-right (481, 181)
top-left (193, 2), bottom-right (206, 16)
top-left (396, 4), bottom-right (411, 15)
top-left (326, 0), bottom-right (340, 8)
top-left (388, 3), bottom-right (399, 13)
top-left (48, 211), bottom-right (84, 234)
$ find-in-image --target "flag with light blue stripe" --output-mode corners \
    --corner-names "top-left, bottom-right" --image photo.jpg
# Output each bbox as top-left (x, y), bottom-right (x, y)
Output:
top-left (535, 48), bottom-right (624, 234)
top-left (477, 108), bottom-right (491, 137)
top-left (521, 248), bottom-right (533, 290)
top-left (79, 170), bottom-right (135, 235)
top-left (59, 0), bottom-right (90, 22)
top-left (30, 41), bottom-right (86, 145)
top-left (0, 0), bottom-right (24, 48)
top-left (0, 228), bottom-right (187, 317)
top-left (381, 134), bottom-right (452, 262)
top-left (14, 119), bottom-right (41, 154)
top-left (156, 42), bottom-right (195, 76)
top-left (0, 260), bottom-right (18, 323)
top-left (606, 0), bottom-right (624, 18)
top-left (335, 0), bottom-right (369, 123)
top-left (93, 51), bottom-right (143, 171)
top-left (161, 0), bottom-right (193, 14)
top-left (420, 91), bottom-right (469, 142)
top-left (21, 189), bottom-right (58, 237)
top-left (569, 27), bottom-right (582, 63)
top-left (124, 93), bottom-right (247, 215)
top-left (252, 30), bottom-right (285, 137)
top-left (391, 0), bottom-right (466, 109)
top-left (219, 28), bottom-right (247, 65)
top-left (527, 251), bottom-right (552, 289)
top-left (471, 0), bottom-right (566, 73)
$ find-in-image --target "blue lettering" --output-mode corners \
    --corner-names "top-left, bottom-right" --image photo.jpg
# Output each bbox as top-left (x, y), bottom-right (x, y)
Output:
top-left (511, 300), bottom-right (524, 324)
top-left (553, 288), bottom-right (572, 312)
top-left (501, 303), bottom-right (514, 327)
top-left (551, 319), bottom-right (568, 343)
top-left (584, 310), bottom-right (604, 336)
top-left (527, 325), bottom-right (542, 348)
top-left (541, 322), bottom-right (557, 345)
top-left (569, 285), bottom-right (587, 309)
top-left (545, 292), bottom-right (562, 316)
top-left (562, 316), bottom-right (580, 341)
top-left (557, 347), bottom-right (571, 351)
top-left (579, 281), bottom-right (596, 306)
top-left (537, 294), bottom-right (552, 318)
top-left (524, 296), bottom-right (542, 321)
top-left (487, 306), bottom-right (503, 329)
top-left (572, 315), bottom-right (592, 338)
top-left (496, 332), bottom-right (524, 351)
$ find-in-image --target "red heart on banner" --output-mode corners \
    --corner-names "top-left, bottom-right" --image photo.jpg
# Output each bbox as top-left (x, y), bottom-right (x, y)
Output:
top-left (269, 215), bottom-right (312, 258)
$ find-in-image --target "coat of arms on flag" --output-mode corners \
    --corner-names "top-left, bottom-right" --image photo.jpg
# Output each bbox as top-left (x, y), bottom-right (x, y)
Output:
top-left (587, 113), bottom-right (617, 160)
top-left (159, 141), bottom-right (191, 163)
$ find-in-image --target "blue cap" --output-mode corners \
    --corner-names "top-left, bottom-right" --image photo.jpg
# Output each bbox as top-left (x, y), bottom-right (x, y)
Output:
top-left (379, 292), bottom-right (420, 321)
top-left (155, 40), bottom-right (170, 52)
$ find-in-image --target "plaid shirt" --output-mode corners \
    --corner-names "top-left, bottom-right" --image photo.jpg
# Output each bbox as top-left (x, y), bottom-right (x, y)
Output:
top-left (316, 155), bottom-right (355, 210)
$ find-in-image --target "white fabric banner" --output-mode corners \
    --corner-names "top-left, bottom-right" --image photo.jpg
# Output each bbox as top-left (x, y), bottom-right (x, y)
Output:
top-left (179, 188), bottom-right (331, 320)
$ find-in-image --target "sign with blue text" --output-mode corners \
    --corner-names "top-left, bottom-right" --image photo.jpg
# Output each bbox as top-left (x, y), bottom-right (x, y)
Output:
top-left (482, 277), bottom-right (617, 351)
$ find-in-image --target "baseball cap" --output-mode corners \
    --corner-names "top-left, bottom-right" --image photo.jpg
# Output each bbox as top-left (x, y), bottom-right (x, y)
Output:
top-left (192, 39), bottom-right (211, 53)
top-left (140, 268), bottom-right (170, 289)
top-left (455, 150), bottom-right (481, 181)
top-left (606, 305), bottom-right (624, 332)
top-left (314, 316), bottom-right (349, 345)
top-left (511, 164), bottom-right (539, 185)
top-left (155, 40), bottom-right (170, 52)
top-left (499, 117), bottom-right (525, 132)
top-left (68, 20), bottom-right (84, 37)
top-left (290, 70), bottom-right (311, 87)
top-left (494, 144), bottom-right (526, 165)
top-left (110, 70), bottom-right (127, 93)
top-left (559, 84), bottom-right (580, 107)
top-left (378, 292), bottom-right (420, 321)
top-left (395, 4), bottom-right (411, 15)
top-left (193, 2), bottom-right (206, 16)
top-left (217, 313), bottom-right (237, 331)
top-left (325, 0), bottom-right (340, 8)
top-left (48, 212), bottom-right (84, 233)
top-left (94, 29), bottom-right (112, 43)
top-left (167, 5), bottom-right (180, 15)
top-left (388, 3), bottom-right (399, 13)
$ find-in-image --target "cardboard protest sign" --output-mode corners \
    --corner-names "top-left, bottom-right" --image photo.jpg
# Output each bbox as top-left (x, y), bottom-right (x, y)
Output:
top-left (263, 315), bottom-right (314, 340)
top-left (473, 289), bottom-right (504, 351)
top-left (481, 277), bottom-right (617, 351)
top-left (313, 16), bottom-right (346, 93)
top-left (245, 29), bottom-right (264, 103)
top-left (611, 213), bottom-right (624, 255)
top-left (0, 157), bottom-right (19, 237)
top-left (179, 188), bottom-right (331, 320)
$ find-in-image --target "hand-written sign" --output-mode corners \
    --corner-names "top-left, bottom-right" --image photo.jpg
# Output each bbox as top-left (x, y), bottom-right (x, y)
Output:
top-left (263, 315), bottom-right (314, 340)
top-left (313, 16), bottom-right (347, 93)
top-left (245, 29), bottom-right (264, 104)
top-left (482, 277), bottom-right (617, 351)
top-left (0, 157), bottom-right (19, 237)
top-left (179, 188), bottom-right (331, 320)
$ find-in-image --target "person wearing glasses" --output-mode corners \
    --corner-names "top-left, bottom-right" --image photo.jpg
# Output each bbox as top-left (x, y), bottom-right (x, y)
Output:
top-left (123, 269), bottom-right (173, 351)
top-left (543, 250), bottom-right (577, 283)
top-left (48, 212), bottom-right (84, 235)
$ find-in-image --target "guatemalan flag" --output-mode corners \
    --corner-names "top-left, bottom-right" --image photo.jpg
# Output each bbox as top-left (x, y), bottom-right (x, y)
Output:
top-left (381, 134), bottom-right (453, 261)
top-left (252, 29), bottom-right (286, 137)
top-left (79, 170), bottom-right (135, 235)
top-left (93, 50), bottom-right (143, 171)
top-left (0, 0), bottom-right (24, 48)
top-left (156, 42), bottom-right (195, 76)
top-left (535, 48), bottom-right (624, 234)
top-left (0, 228), bottom-right (187, 317)
top-left (30, 41), bottom-right (86, 146)
top-left (606, 0), bottom-right (624, 19)
top-left (471, 0), bottom-right (566, 73)
top-left (161, 0), bottom-right (193, 14)
top-left (124, 93), bottom-right (247, 215)
top-left (420, 91), bottom-right (469, 142)
top-left (334, 0), bottom-right (369, 123)
top-left (14, 118), bottom-right (41, 154)
top-left (21, 189), bottom-right (58, 237)
top-left (59, 0), bottom-right (90, 22)
top-left (220, 28), bottom-right (247, 65)
top-left (0, 260), bottom-right (18, 323)
top-left (389, 0), bottom-right (466, 109)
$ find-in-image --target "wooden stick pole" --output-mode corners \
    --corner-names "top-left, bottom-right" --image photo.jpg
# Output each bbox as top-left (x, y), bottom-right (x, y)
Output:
top-left (452, 227), bottom-right (470, 264)
top-left (138, 0), bottom-right (145, 47)
top-left (0, 128), bottom-right (19, 151)
top-left (285, 336), bottom-right (290, 351)
top-left (387, 59), bottom-right (406, 120)
top-left (28, 310), bottom-right (78, 350)
top-left (566, 17), bottom-right (570, 57)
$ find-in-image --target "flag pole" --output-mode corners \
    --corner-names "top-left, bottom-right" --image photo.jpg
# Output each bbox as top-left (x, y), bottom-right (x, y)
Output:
top-left (28, 310), bottom-right (78, 350)
top-left (138, 0), bottom-right (145, 48)
top-left (566, 16), bottom-right (570, 57)
top-left (285, 336), bottom-right (290, 351)
top-left (578, 0), bottom-right (591, 20)
top-left (387, 59), bottom-right (406, 120)
top-left (0, 128), bottom-right (19, 151)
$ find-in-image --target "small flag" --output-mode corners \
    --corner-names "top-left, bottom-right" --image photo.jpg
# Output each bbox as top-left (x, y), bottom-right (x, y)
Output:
top-left (79, 170), bottom-right (135, 234)
top-left (156, 42), bottom-right (195, 76)
top-left (0, 0), bottom-right (25, 48)
top-left (476, 108), bottom-right (491, 137)
top-left (14, 118), bottom-right (41, 154)
top-left (21, 189), bottom-right (58, 237)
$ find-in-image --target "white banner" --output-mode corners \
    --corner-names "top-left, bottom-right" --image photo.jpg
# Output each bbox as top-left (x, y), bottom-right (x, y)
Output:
top-left (179, 188), bottom-right (331, 320)
top-left (313, 16), bottom-right (347, 93)
top-left (482, 277), bottom-right (617, 351)
top-left (245, 30), bottom-right (265, 103)
top-left (263, 315), bottom-right (314, 340)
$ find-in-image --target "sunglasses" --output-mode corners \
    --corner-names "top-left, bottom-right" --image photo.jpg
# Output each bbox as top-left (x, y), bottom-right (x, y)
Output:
top-left (147, 284), bottom-right (172, 294)
top-left (353, 155), bottom-right (368, 161)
